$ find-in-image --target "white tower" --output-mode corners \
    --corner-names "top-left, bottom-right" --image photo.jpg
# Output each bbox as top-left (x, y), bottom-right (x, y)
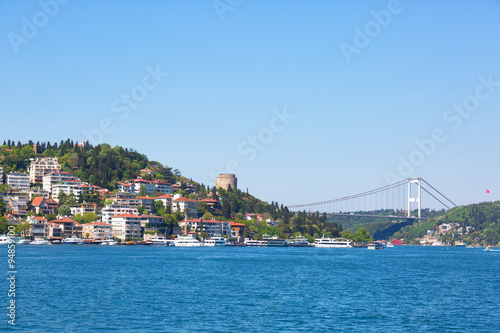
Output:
top-left (407, 178), bottom-right (421, 219)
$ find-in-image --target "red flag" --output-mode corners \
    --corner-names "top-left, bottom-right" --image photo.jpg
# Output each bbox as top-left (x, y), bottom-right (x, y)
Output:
top-left (486, 189), bottom-right (490, 193)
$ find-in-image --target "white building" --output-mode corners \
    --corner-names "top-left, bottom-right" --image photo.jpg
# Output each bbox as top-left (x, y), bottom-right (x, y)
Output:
top-left (6, 172), bottom-right (30, 191)
top-left (155, 194), bottom-right (172, 209)
top-left (111, 214), bottom-right (142, 241)
top-left (70, 203), bottom-right (99, 216)
top-left (117, 178), bottom-right (172, 195)
top-left (43, 171), bottom-right (81, 193)
top-left (180, 219), bottom-right (233, 237)
top-left (172, 197), bottom-right (198, 216)
top-left (28, 157), bottom-right (61, 184)
top-left (29, 187), bottom-right (50, 200)
top-left (0, 166), bottom-right (3, 185)
top-left (51, 181), bottom-right (85, 202)
top-left (26, 216), bottom-right (48, 238)
top-left (101, 203), bottom-right (139, 224)
top-left (82, 222), bottom-right (112, 239)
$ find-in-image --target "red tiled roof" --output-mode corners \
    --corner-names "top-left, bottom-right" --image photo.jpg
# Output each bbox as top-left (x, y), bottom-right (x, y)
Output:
top-left (51, 217), bottom-right (81, 226)
top-left (174, 197), bottom-right (197, 202)
top-left (31, 196), bottom-right (44, 207)
top-left (112, 214), bottom-right (141, 218)
top-left (140, 215), bottom-right (163, 219)
top-left (137, 196), bottom-right (154, 200)
top-left (230, 222), bottom-right (247, 227)
top-left (85, 222), bottom-right (111, 226)
top-left (34, 216), bottom-right (47, 221)
top-left (155, 194), bottom-right (172, 199)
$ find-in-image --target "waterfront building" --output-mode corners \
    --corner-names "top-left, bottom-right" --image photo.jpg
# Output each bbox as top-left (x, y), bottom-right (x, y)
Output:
top-left (111, 214), bottom-right (142, 241)
top-left (49, 217), bottom-right (83, 238)
top-left (26, 216), bottom-right (48, 238)
top-left (180, 219), bottom-right (233, 237)
top-left (82, 222), bottom-right (112, 239)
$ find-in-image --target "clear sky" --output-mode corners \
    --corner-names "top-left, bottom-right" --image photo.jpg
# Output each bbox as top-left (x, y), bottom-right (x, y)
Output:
top-left (1, 0), bottom-right (499, 209)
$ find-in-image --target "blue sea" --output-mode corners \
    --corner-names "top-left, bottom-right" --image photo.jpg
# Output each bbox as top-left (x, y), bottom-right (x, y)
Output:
top-left (1, 245), bottom-right (499, 332)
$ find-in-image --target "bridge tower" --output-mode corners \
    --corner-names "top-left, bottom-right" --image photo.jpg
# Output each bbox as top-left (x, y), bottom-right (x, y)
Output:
top-left (407, 178), bottom-right (421, 219)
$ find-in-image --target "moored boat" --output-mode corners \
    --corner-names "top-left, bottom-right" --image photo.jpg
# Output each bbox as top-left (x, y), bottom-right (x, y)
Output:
top-left (293, 236), bottom-right (310, 247)
top-left (314, 237), bottom-right (352, 248)
top-left (63, 237), bottom-right (84, 245)
top-left (174, 235), bottom-right (201, 247)
top-left (0, 235), bottom-right (12, 245)
top-left (17, 238), bottom-right (31, 244)
top-left (367, 242), bottom-right (385, 250)
top-left (150, 236), bottom-right (174, 246)
top-left (30, 237), bottom-right (50, 245)
top-left (204, 235), bottom-right (227, 247)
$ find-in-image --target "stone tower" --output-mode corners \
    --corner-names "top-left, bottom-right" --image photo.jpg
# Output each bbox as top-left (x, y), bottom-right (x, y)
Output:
top-left (215, 173), bottom-right (237, 191)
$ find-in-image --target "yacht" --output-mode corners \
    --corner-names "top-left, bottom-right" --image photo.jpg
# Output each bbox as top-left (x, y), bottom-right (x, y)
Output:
top-left (367, 242), bottom-right (385, 250)
top-left (63, 237), bottom-right (84, 245)
top-left (150, 236), bottom-right (174, 246)
top-left (100, 238), bottom-right (118, 246)
top-left (30, 237), bottom-right (50, 245)
top-left (174, 235), bottom-right (202, 247)
top-left (293, 236), bottom-right (310, 247)
top-left (0, 235), bottom-right (11, 245)
top-left (204, 235), bottom-right (227, 247)
top-left (386, 242), bottom-right (394, 248)
top-left (17, 238), bottom-right (30, 245)
top-left (314, 237), bottom-right (353, 248)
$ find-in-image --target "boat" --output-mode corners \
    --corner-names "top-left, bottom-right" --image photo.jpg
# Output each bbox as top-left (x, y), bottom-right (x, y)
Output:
top-left (29, 237), bottom-right (50, 245)
top-left (455, 240), bottom-right (466, 247)
top-left (17, 238), bottom-right (31, 244)
top-left (174, 235), bottom-right (202, 247)
top-left (137, 241), bottom-right (153, 246)
top-left (100, 238), bottom-right (118, 245)
top-left (313, 237), bottom-right (353, 248)
top-left (367, 242), bottom-right (385, 250)
top-left (204, 235), bottom-right (227, 247)
top-left (386, 242), bottom-right (394, 248)
top-left (150, 236), bottom-right (174, 246)
top-left (263, 235), bottom-right (289, 247)
top-left (0, 235), bottom-right (12, 245)
top-left (245, 239), bottom-right (267, 247)
top-left (293, 236), bottom-right (310, 247)
top-left (62, 237), bottom-right (84, 245)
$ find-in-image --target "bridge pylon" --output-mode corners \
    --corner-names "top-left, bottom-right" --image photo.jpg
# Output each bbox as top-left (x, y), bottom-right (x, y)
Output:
top-left (408, 178), bottom-right (421, 219)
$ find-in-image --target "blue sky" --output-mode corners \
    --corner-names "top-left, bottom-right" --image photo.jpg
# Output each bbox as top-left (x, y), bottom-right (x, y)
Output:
top-left (1, 0), bottom-right (499, 209)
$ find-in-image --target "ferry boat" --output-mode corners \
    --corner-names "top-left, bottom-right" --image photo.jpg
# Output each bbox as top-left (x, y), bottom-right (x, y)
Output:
top-left (367, 242), bottom-right (385, 250)
top-left (293, 236), bottom-right (310, 247)
top-left (30, 237), bottom-right (50, 245)
top-left (245, 239), bottom-right (267, 247)
top-left (174, 235), bottom-right (202, 247)
top-left (314, 237), bottom-right (353, 248)
top-left (204, 235), bottom-right (227, 247)
top-left (150, 236), bottom-right (174, 246)
top-left (63, 237), bottom-right (84, 245)
top-left (263, 235), bottom-right (289, 247)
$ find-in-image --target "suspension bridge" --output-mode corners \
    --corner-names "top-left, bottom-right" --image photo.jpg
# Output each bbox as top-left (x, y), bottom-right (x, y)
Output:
top-left (288, 178), bottom-right (457, 220)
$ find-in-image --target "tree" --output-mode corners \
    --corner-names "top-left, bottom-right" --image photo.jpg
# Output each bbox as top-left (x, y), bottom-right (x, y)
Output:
top-left (202, 212), bottom-right (214, 221)
top-left (0, 197), bottom-right (6, 215)
top-left (58, 205), bottom-right (71, 216)
top-left (352, 227), bottom-right (373, 243)
top-left (45, 213), bottom-right (56, 222)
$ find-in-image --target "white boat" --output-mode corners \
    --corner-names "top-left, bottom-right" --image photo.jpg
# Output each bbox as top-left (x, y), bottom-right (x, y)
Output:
top-left (314, 237), bottom-right (353, 248)
top-left (367, 242), bottom-right (385, 250)
top-left (150, 236), bottom-right (174, 246)
top-left (174, 235), bottom-right (202, 247)
top-left (17, 239), bottom-right (30, 244)
top-left (263, 235), bottom-right (289, 247)
top-left (293, 236), bottom-right (310, 247)
top-left (245, 239), bottom-right (267, 247)
top-left (386, 242), bottom-right (394, 248)
top-left (100, 238), bottom-right (118, 246)
top-left (63, 237), bottom-right (84, 245)
top-left (0, 235), bottom-right (12, 245)
top-left (204, 235), bottom-right (227, 247)
top-left (29, 237), bottom-right (50, 245)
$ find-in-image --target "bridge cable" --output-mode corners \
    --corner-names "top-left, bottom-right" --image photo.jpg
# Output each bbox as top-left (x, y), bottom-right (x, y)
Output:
top-left (420, 178), bottom-right (457, 207)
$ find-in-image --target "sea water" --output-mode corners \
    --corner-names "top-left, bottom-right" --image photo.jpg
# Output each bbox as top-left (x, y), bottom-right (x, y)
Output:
top-left (1, 245), bottom-right (499, 332)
